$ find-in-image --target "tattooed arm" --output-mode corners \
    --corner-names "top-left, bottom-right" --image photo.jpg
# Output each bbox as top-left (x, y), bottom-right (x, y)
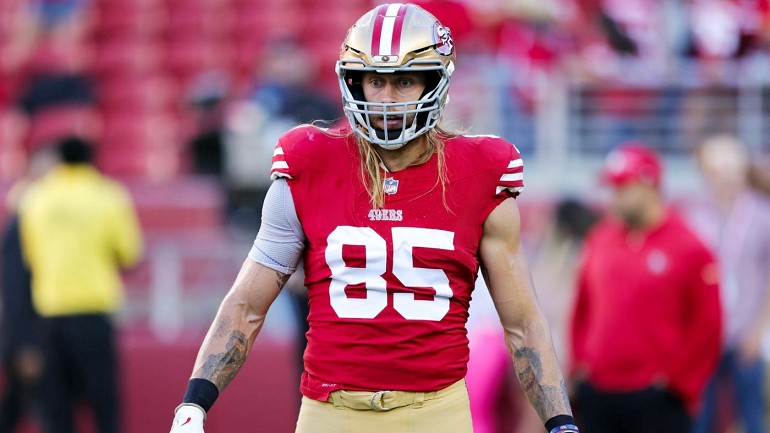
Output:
top-left (170, 181), bottom-right (304, 432)
top-left (479, 198), bottom-right (573, 423)
top-left (191, 258), bottom-right (290, 391)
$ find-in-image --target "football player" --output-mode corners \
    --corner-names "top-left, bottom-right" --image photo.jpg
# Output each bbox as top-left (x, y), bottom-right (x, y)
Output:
top-left (169, 4), bottom-right (577, 433)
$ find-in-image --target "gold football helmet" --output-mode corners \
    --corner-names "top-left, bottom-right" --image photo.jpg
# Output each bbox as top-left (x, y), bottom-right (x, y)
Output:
top-left (336, 3), bottom-right (456, 149)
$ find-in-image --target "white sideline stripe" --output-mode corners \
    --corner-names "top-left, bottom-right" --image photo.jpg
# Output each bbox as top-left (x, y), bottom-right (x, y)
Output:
top-left (273, 147), bottom-right (284, 156)
top-left (508, 159), bottom-right (523, 168)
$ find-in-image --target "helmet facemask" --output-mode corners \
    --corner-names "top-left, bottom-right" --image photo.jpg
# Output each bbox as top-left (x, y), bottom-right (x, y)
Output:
top-left (337, 59), bottom-right (452, 150)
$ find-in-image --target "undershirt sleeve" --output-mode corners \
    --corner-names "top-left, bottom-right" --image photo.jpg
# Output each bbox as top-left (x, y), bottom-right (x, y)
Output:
top-left (248, 179), bottom-right (306, 274)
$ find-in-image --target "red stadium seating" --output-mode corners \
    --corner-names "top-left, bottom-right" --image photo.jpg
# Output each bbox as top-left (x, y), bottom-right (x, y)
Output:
top-left (92, 36), bottom-right (164, 77)
top-left (25, 105), bottom-right (102, 151)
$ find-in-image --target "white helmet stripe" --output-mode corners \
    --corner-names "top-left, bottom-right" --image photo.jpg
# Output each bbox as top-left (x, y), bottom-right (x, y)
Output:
top-left (372, 3), bottom-right (407, 56)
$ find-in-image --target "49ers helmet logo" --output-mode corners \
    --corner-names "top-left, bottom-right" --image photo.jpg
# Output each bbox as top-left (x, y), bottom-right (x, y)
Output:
top-left (433, 22), bottom-right (454, 56)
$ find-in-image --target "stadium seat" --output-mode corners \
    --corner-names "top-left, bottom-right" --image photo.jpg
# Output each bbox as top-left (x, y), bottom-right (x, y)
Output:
top-left (25, 104), bottom-right (102, 151)
top-left (97, 73), bottom-right (178, 113)
top-left (163, 36), bottom-right (206, 81)
top-left (91, 2), bottom-right (167, 40)
top-left (200, 5), bottom-right (236, 39)
top-left (97, 143), bottom-right (147, 177)
top-left (125, 175), bottom-right (226, 232)
top-left (164, 4), bottom-right (204, 38)
top-left (92, 36), bottom-right (164, 77)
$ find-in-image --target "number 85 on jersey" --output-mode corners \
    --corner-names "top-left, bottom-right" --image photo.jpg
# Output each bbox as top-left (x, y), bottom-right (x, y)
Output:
top-left (326, 226), bottom-right (455, 322)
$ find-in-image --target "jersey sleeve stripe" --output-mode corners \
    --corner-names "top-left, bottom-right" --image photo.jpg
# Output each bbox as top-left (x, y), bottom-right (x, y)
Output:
top-left (500, 173), bottom-right (523, 182)
top-left (270, 149), bottom-right (292, 180)
top-left (497, 154), bottom-right (524, 196)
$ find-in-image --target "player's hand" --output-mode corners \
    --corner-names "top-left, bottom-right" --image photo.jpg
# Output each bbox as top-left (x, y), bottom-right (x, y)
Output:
top-left (170, 404), bottom-right (205, 433)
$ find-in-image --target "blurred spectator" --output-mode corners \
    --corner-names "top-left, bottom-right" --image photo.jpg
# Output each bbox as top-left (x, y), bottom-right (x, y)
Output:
top-left (7, 0), bottom-right (100, 154)
top-left (18, 136), bottom-right (144, 433)
top-left (34, 0), bottom-right (89, 29)
top-left (17, 70), bottom-right (93, 117)
top-left (687, 134), bottom-right (770, 433)
top-left (683, 0), bottom-right (762, 84)
top-left (532, 198), bottom-right (599, 369)
top-left (224, 36), bottom-right (341, 222)
top-left (748, 158), bottom-right (770, 198)
top-left (18, 0), bottom-right (94, 115)
top-left (0, 145), bottom-right (57, 432)
top-left (184, 70), bottom-right (230, 176)
top-left (569, 142), bottom-right (721, 432)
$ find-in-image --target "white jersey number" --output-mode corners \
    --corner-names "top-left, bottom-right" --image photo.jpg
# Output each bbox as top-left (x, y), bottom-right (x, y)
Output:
top-left (325, 226), bottom-right (454, 321)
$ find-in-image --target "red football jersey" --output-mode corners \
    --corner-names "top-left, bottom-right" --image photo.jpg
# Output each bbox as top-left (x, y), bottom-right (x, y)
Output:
top-left (271, 125), bottom-right (524, 400)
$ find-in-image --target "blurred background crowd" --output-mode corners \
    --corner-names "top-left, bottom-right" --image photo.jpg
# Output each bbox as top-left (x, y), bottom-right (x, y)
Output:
top-left (1, 0), bottom-right (770, 432)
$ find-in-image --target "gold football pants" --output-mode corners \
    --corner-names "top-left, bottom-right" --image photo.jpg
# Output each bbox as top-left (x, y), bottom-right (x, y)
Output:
top-left (295, 379), bottom-right (473, 433)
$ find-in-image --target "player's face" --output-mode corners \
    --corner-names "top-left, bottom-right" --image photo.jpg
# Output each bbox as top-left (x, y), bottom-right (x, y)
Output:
top-left (361, 71), bottom-right (427, 131)
top-left (609, 181), bottom-right (652, 228)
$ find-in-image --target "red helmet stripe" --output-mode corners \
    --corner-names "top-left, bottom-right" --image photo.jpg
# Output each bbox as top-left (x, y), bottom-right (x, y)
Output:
top-left (390, 4), bottom-right (409, 57)
top-left (370, 4), bottom-right (389, 56)
top-left (371, 3), bottom-right (407, 57)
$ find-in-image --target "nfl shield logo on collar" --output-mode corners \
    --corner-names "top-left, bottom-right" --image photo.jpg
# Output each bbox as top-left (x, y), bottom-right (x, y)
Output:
top-left (383, 177), bottom-right (399, 195)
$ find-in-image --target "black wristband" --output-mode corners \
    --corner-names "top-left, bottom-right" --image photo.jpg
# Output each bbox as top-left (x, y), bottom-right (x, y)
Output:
top-left (182, 378), bottom-right (220, 413)
top-left (545, 415), bottom-right (577, 433)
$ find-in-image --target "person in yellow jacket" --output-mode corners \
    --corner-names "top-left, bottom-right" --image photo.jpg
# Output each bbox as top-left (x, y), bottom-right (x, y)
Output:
top-left (18, 136), bottom-right (143, 433)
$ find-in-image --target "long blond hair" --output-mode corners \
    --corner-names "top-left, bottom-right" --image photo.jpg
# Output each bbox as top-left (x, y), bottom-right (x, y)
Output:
top-left (351, 126), bottom-right (457, 209)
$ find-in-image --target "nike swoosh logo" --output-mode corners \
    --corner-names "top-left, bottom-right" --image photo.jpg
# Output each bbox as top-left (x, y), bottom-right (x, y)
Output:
top-left (180, 417), bottom-right (191, 427)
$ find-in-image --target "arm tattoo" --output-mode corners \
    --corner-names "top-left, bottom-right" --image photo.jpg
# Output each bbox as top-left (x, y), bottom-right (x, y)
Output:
top-left (275, 271), bottom-right (291, 291)
top-left (212, 315), bottom-right (233, 339)
top-left (196, 271), bottom-right (289, 391)
top-left (514, 347), bottom-right (571, 421)
top-left (200, 331), bottom-right (248, 391)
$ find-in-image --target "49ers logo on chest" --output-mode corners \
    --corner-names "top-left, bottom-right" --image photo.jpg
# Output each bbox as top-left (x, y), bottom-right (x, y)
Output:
top-left (368, 208), bottom-right (403, 221)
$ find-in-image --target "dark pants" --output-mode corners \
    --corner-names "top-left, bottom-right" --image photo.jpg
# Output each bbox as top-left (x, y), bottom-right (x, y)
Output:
top-left (0, 360), bottom-right (41, 432)
top-left (575, 382), bottom-right (691, 433)
top-left (39, 315), bottom-right (120, 433)
top-left (694, 350), bottom-right (766, 433)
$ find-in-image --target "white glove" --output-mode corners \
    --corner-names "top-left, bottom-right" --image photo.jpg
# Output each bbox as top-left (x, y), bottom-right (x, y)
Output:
top-left (170, 404), bottom-right (206, 433)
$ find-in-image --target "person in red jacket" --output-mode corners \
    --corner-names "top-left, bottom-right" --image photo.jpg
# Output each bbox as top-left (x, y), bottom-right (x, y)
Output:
top-left (569, 142), bottom-right (722, 433)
